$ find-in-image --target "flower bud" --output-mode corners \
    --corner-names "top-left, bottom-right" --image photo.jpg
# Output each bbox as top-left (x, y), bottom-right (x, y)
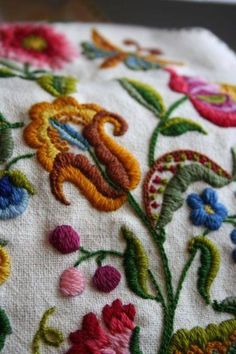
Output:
top-left (92, 265), bottom-right (121, 293)
top-left (49, 225), bottom-right (80, 254)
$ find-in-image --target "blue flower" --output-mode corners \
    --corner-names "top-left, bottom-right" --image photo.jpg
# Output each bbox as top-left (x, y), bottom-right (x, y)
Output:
top-left (0, 171), bottom-right (35, 220)
top-left (187, 188), bottom-right (228, 231)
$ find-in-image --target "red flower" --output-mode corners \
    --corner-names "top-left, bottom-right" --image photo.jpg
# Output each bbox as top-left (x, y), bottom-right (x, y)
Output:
top-left (66, 299), bottom-right (136, 354)
top-left (168, 70), bottom-right (236, 127)
top-left (102, 299), bottom-right (136, 334)
top-left (0, 24), bottom-right (77, 69)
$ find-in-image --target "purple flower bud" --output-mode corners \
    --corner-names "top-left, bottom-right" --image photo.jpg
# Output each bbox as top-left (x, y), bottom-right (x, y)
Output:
top-left (92, 265), bottom-right (121, 293)
top-left (49, 225), bottom-right (80, 254)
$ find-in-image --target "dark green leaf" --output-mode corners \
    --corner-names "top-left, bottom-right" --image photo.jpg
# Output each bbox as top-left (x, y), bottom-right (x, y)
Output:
top-left (0, 68), bottom-right (16, 78)
top-left (129, 327), bottom-right (144, 354)
top-left (189, 236), bottom-right (220, 304)
top-left (0, 127), bottom-right (13, 164)
top-left (119, 78), bottom-right (165, 116)
top-left (232, 148), bottom-right (236, 181)
top-left (122, 226), bottom-right (154, 299)
top-left (160, 117), bottom-right (207, 136)
top-left (37, 75), bottom-right (77, 97)
top-left (213, 296), bottom-right (236, 315)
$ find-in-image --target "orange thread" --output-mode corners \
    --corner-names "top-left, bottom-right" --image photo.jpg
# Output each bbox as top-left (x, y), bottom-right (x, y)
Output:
top-left (50, 153), bottom-right (127, 211)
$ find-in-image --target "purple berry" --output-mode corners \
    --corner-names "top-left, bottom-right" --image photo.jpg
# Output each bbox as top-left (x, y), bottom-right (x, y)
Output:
top-left (92, 265), bottom-right (121, 293)
top-left (49, 225), bottom-right (80, 254)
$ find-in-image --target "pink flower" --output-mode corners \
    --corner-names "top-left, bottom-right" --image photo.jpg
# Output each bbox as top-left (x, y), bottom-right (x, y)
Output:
top-left (66, 299), bottom-right (136, 354)
top-left (0, 24), bottom-right (77, 69)
top-left (59, 268), bottom-right (85, 297)
top-left (168, 70), bottom-right (236, 127)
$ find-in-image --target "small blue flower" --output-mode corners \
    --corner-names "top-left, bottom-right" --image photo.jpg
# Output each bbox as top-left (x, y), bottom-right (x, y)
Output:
top-left (187, 188), bottom-right (228, 231)
top-left (0, 171), bottom-right (35, 220)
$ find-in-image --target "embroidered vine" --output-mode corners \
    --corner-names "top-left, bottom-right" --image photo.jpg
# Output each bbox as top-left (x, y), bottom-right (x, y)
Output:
top-left (22, 69), bottom-right (236, 353)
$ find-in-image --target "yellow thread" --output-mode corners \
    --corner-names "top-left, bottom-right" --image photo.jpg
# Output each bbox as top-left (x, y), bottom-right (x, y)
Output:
top-left (204, 205), bottom-right (214, 215)
top-left (0, 246), bottom-right (10, 285)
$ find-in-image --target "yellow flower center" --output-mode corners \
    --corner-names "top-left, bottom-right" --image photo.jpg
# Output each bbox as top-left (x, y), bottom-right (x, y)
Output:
top-left (22, 35), bottom-right (47, 52)
top-left (205, 204), bottom-right (214, 215)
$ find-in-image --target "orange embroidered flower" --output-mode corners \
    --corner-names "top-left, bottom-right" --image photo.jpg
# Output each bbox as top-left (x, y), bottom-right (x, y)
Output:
top-left (24, 97), bottom-right (141, 211)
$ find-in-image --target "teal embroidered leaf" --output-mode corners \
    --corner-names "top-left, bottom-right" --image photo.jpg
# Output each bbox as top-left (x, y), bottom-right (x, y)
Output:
top-left (160, 117), bottom-right (207, 136)
top-left (231, 147), bottom-right (236, 181)
top-left (189, 236), bottom-right (220, 304)
top-left (37, 75), bottom-right (78, 97)
top-left (129, 327), bottom-right (144, 354)
top-left (157, 164), bottom-right (231, 228)
top-left (50, 119), bottom-right (89, 151)
top-left (122, 226), bottom-right (153, 299)
top-left (119, 78), bottom-right (166, 116)
top-left (213, 296), bottom-right (236, 315)
top-left (0, 307), bottom-right (12, 351)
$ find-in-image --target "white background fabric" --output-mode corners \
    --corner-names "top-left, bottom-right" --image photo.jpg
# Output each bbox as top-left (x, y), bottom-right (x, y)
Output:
top-left (0, 23), bottom-right (236, 353)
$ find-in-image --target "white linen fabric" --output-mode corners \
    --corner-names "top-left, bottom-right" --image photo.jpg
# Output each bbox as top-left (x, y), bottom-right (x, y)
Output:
top-left (0, 23), bottom-right (236, 354)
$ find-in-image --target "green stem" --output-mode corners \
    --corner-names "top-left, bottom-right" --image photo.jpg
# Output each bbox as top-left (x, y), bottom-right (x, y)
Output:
top-left (148, 269), bottom-right (166, 307)
top-left (0, 122), bottom-right (24, 131)
top-left (74, 248), bottom-right (123, 267)
top-left (148, 95), bottom-right (188, 167)
top-left (6, 153), bottom-right (35, 170)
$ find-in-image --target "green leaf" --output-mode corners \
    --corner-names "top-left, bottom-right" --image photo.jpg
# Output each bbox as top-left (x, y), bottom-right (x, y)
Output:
top-left (0, 68), bottom-right (16, 78)
top-left (122, 226), bottom-right (153, 299)
top-left (8, 170), bottom-right (35, 195)
top-left (160, 117), bottom-right (207, 136)
top-left (157, 163), bottom-right (231, 228)
top-left (232, 147), bottom-right (236, 181)
top-left (129, 327), bottom-right (144, 354)
top-left (0, 127), bottom-right (13, 164)
top-left (0, 240), bottom-right (8, 247)
top-left (0, 307), bottom-right (12, 351)
top-left (119, 78), bottom-right (165, 116)
top-left (189, 236), bottom-right (220, 304)
top-left (213, 296), bottom-right (236, 315)
top-left (37, 75), bottom-right (78, 97)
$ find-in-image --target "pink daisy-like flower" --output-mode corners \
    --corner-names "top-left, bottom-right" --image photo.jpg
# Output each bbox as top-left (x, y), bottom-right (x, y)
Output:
top-left (0, 23), bottom-right (78, 69)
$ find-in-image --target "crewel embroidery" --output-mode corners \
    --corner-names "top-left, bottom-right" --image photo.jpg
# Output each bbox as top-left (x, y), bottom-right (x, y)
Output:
top-left (81, 29), bottom-right (183, 71)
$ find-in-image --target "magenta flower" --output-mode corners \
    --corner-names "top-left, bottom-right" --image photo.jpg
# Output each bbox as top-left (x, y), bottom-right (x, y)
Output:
top-left (49, 225), bottom-right (80, 254)
top-left (0, 24), bottom-right (77, 69)
top-left (168, 70), bottom-right (236, 127)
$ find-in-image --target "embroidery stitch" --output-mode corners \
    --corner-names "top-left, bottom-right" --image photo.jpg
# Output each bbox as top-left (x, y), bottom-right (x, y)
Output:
top-left (0, 308), bottom-right (12, 352)
top-left (92, 265), bottom-right (121, 293)
top-left (49, 225), bottom-right (80, 254)
top-left (32, 307), bottom-right (64, 354)
top-left (81, 29), bottom-right (183, 71)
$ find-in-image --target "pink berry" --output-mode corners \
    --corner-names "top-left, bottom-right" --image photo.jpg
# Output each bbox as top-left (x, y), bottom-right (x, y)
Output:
top-left (59, 268), bottom-right (85, 296)
top-left (49, 225), bottom-right (80, 254)
top-left (92, 265), bottom-right (121, 293)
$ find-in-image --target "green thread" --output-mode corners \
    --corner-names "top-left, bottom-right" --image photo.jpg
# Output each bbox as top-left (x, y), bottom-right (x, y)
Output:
top-left (189, 236), bottom-right (221, 304)
top-left (129, 326), bottom-right (144, 354)
top-left (0, 169), bottom-right (36, 195)
top-left (157, 163), bottom-right (230, 228)
top-left (37, 75), bottom-right (78, 97)
top-left (232, 147), bottom-right (236, 181)
top-left (163, 96), bottom-right (188, 119)
top-left (32, 307), bottom-right (64, 354)
top-left (213, 296), bottom-right (236, 315)
top-left (74, 247), bottom-right (123, 267)
top-left (118, 78), bottom-right (166, 116)
top-left (5, 153), bottom-right (36, 171)
top-left (160, 117), bottom-right (207, 136)
top-left (149, 125), bottom-right (161, 167)
top-left (0, 307), bottom-right (12, 352)
top-left (122, 226), bottom-right (154, 299)
top-left (169, 319), bottom-right (236, 353)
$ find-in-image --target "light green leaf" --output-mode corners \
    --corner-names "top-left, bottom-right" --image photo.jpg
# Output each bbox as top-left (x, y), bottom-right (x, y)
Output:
top-left (160, 117), bottom-right (207, 136)
top-left (231, 147), bottom-right (236, 181)
top-left (37, 75), bottom-right (78, 97)
top-left (119, 78), bottom-right (165, 116)
top-left (197, 94), bottom-right (226, 104)
top-left (122, 226), bottom-right (153, 299)
top-left (8, 170), bottom-right (35, 195)
top-left (189, 236), bottom-right (220, 304)
top-left (0, 68), bottom-right (16, 78)
top-left (0, 126), bottom-right (13, 164)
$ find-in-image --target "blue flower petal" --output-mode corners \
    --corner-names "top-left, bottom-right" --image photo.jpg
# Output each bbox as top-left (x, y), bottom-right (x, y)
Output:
top-left (0, 196), bottom-right (10, 209)
top-left (0, 176), bottom-right (13, 197)
top-left (204, 213), bottom-right (223, 230)
top-left (0, 189), bottom-right (29, 220)
top-left (190, 208), bottom-right (207, 226)
top-left (9, 186), bottom-right (25, 205)
top-left (187, 193), bottom-right (204, 209)
top-left (213, 203), bottom-right (228, 220)
top-left (201, 188), bottom-right (218, 206)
